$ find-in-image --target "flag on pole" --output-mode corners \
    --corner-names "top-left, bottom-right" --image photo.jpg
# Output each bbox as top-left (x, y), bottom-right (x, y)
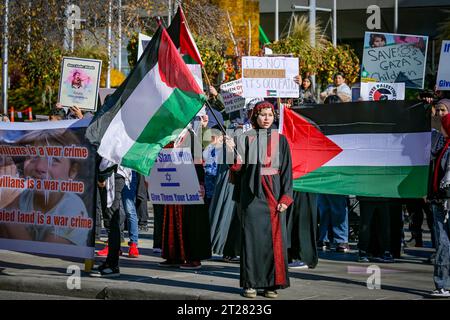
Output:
top-left (167, 6), bottom-right (203, 65)
top-left (167, 6), bottom-right (203, 88)
top-left (85, 27), bottom-right (206, 175)
top-left (259, 25), bottom-right (270, 45)
top-left (281, 101), bottom-right (431, 198)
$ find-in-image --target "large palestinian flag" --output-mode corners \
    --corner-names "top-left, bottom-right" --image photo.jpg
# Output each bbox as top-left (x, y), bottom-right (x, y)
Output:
top-left (167, 6), bottom-right (203, 87)
top-left (281, 101), bottom-right (431, 198)
top-left (85, 27), bottom-right (205, 175)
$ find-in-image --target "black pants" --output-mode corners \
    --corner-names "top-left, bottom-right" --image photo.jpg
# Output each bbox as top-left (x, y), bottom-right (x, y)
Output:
top-left (152, 204), bottom-right (164, 249)
top-left (405, 198), bottom-right (435, 248)
top-left (358, 200), bottom-right (391, 256)
top-left (105, 176), bottom-right (125, 267)
top-left (287, 192), bottom-right (319, 268)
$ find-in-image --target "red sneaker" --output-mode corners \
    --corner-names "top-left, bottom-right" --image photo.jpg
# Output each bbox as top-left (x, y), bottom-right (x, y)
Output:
top-left (96, 245), bottom-right (123, 257)
top-left (128, 242), bottom-right (139, 258)
top-left (97, 245), bottom-right (109, 257)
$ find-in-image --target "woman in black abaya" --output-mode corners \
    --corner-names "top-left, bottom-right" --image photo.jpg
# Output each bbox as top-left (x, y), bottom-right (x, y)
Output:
top-left (230, 101), bottom-right (294, 299)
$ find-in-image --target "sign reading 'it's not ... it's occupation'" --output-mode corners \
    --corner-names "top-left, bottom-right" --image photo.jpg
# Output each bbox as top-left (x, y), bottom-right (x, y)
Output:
top-left (241, 56), bottom-right (299, 98)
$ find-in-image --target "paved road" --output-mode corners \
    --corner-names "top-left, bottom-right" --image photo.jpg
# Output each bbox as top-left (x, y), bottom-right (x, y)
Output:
top-left (0, 209), bottom-right (441, 300)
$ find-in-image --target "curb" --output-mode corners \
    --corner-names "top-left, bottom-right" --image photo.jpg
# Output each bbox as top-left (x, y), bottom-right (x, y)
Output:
top-left (0, 273), bottom-right (214, 300)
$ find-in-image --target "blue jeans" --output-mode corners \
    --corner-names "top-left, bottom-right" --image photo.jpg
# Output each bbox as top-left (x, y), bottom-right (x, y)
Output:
top-left (318, 194), bottom-right (348, 244)
top-left (122, 171), bottom-right (139, 244)
top-left (432, 202), bottom-right (450, 290)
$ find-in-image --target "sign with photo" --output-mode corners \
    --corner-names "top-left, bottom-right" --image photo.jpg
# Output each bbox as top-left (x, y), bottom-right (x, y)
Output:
top-left (437, 40), bottom-right (450, 91)
top-left (361, 32), bottom-right (428, 89)
top-left (360, 82), bottom-right (405, 101)
top-left (0, 119), bottom-right (97, 259)
top-left (58, 57), bottom-right (102, 111)
top-left (241, 56), bottom-right (299, 98)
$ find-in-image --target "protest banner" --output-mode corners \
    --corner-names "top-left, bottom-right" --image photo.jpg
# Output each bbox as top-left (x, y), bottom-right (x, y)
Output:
top-left (241, 56), bottom-right (299, 98)
top-left (0, 119), bottom-right (97, 259)
top-left (147, 148), bottom-right (204, 205)
top-left (58, 57), bottom-right (102, 111)
top-left (360, 82), bottom-right (405, 101)
top-left (437, 40), bottom-right (450, 91)
top-left (361, 32), bottom-right (428, 89)
top-left (220, 79), bottom-right (263, 113)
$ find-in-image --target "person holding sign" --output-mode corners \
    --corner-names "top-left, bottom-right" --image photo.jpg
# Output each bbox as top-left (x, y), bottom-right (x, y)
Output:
top-left (320, 72), bottom-right (352, 103)
top-left (230, 101), bottom-right (293, 299)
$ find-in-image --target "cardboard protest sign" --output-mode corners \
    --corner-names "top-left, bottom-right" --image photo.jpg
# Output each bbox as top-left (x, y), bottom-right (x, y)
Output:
top-left (361, 32), bottom-right (428, 89)
top-left (360, 82), bottom-right (405, 101)
top-left (437, 40), bottom-right (450, 91)
top-left (0, 119), bottom-right (97, 259)
top-left (241, 56), bottom-right (299, 98)
top-left (58, 57), bottom-right (102, 111)
top-left (220, 79), bottom-right (263, 113)
top-left (147, 148), bottom-right (204, 205)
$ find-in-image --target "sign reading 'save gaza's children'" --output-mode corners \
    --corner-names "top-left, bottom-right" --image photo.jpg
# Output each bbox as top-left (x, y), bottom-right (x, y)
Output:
top-left (241, 56), bottom-right (299, 98)
top-left (146, 148), bottom-right (204, 205)
top-left (361, 32), bottom-right (428, 89)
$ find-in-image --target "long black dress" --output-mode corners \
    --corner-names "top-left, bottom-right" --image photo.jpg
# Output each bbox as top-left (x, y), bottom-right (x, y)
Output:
top-left (286, 191), bottom-right (319, 268)
top-left (232, 129), bottom-right (293, 290)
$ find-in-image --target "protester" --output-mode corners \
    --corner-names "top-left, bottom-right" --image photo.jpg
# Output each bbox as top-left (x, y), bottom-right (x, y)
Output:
top-left (159, 110), bottom-right (212, 270)
top-left (428, 113), bottom-right (450, 297)
top-left (121, 170), bottom-right (140, 258)
top-left (293, 75), bottom-right (317, 106)
top-left (91, 160), bottom-right (130, 277)
top-left (286, 192), bottom-right (319, 269)
top-left (320, 72), bottom-right (352, 103)
top-left (230, 101), bottom-right (293, 299)
top-left (209, 129), bottom-right (241, 263)
top-left (317, 95), bottom-right (350, 253)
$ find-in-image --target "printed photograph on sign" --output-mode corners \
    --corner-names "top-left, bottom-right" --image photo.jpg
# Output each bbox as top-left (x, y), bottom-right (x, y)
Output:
top-left (361, 32), bottom-right (428, 89)
top-left (241, 56), bottom-right (299, 98)
top-left (0, 120), bottom-right (97, 259)
top-left (58, 57), bottom-right (102, 112)
top-left (436, 40), bottom-right (450, 91)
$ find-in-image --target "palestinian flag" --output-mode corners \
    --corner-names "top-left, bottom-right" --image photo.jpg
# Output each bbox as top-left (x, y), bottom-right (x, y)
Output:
top-left (167, 6), bottom-right (203, 87)
top-left (85, 26), bottom-right (205, 175)
top-left (281, 101), bottom-right (431, 198)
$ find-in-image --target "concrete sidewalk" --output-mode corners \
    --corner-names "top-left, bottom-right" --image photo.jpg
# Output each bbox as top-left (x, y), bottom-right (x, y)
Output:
top-left (0, 220), bottom-right (437, 300)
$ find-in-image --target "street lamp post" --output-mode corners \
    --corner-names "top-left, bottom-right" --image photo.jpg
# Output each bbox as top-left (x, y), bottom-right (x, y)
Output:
top-left (106, 0), bottom-right (112, 89)
top-left (394, 0), bottom-right (398, 33)
top-left (118, 0), bottom-right (122, 72)
top-left (275, 0), bottom-right (279, 41)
